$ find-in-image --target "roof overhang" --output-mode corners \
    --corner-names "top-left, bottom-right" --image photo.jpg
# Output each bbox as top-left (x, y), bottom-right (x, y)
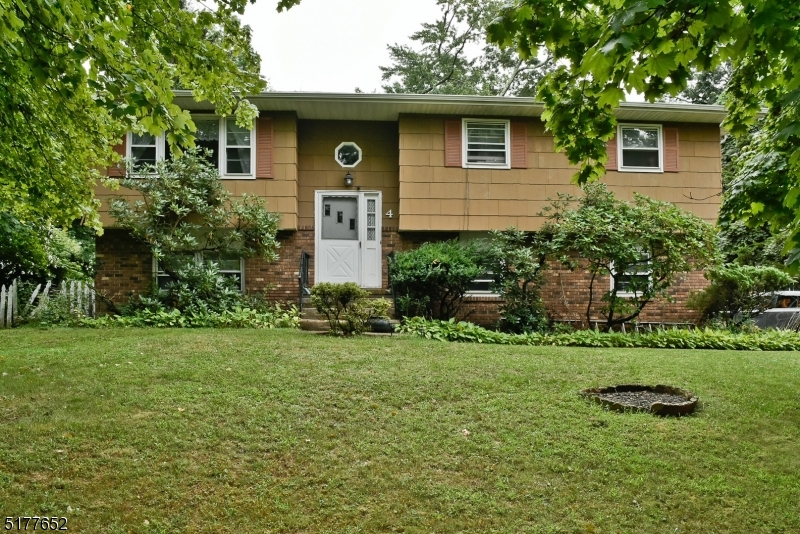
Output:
top-left (172, 91), bottom-right (728, 124)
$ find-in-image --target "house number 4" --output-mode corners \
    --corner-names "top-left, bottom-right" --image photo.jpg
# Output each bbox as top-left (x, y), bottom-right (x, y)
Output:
top-left (385, 210), bottom-right (393, 218)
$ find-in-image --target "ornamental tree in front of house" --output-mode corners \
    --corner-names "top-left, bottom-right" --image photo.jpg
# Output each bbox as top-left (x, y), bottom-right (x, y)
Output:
top-left (540, 183), bottom-right (718, 330)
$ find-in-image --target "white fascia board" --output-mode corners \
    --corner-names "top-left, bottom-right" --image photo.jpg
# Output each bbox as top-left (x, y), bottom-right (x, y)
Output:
top-left (171, 90), bottom-right (730, 124)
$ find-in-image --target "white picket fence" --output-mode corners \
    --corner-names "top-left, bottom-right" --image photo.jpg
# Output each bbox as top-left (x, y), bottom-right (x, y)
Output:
top-left (0, 279), bottom-right (96, 328)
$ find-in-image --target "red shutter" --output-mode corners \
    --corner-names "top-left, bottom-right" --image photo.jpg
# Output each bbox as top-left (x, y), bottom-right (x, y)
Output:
top-left (444, 119), bottom-right (462, 167)
top-left (663, 127), bottom-right (679, 172)
top-left (606, 134), bottom-right (618, 171)
top-left (510, 121), bottom-right (528, 168)
top-left (256, 116), bottom-right (274, 179)
top-left (107, 135), bottom-right (127, 177)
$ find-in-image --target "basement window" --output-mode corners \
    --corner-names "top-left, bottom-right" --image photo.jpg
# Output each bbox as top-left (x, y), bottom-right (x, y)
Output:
top-left (154, 253), bottom-right (244, 293)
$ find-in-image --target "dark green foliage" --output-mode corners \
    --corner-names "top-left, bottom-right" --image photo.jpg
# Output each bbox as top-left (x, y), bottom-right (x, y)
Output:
top-left (486, 227), bottom-right (548, 333)
top-left (81, 304), bottom-right (300, 329)
top-left (688, 265), bottom-right (795, 328)
top-left (310, 282), bottom-right (390, 335)
top-left (541, 183), bottom-right (718, 330)
top-left (389, 240), bottom-right (484, 320)
top-left (399, 317), bottom-right (800, 351)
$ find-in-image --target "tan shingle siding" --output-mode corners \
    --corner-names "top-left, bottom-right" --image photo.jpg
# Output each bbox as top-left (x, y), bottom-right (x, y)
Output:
top-left (399, 115), bottom-right (722, 230)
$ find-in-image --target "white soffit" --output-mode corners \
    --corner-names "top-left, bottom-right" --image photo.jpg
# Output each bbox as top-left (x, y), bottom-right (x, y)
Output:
top-left (172, 91), bottom-right (728, 124)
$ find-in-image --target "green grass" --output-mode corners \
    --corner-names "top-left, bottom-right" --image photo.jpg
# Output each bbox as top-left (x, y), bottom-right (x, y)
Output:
top-left (1, 329), bottom-right (798, 533)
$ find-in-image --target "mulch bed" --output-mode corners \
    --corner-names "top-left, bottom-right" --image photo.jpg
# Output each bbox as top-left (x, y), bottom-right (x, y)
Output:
top-left (581, 384), bottom-right (698, 416)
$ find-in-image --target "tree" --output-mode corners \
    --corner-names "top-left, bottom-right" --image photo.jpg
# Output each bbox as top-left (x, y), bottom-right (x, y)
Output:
top-left (109, 150), bottom-right (281, 311)
top-left (540, 183), bottom-right (718, 330)
top-left (0, 0), bottom-right (288, 277)
top-left (487, 2), bottom-right (800, 268)
top-left (381, 0), bottom-right (551, 96)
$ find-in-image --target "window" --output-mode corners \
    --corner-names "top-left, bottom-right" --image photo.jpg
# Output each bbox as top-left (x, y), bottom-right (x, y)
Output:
top-left (129, 132), bottom-right (162, 171)
top-left (154, 253), bottom-right (245, 292)
top-left (128, 116), bottom-right (254, 178)
top-left (463, 119), bottom-right (510, 169)
top-left (224, 119), bottom-right (253, 174)
top-left (611, 255), bottom-right (652, 298)
top-left (335, 142), bottom-right (362, 168)
top-left (618, 124), bottom-right (663, 172)
top-left (466, 272), bottom-right (496, 294)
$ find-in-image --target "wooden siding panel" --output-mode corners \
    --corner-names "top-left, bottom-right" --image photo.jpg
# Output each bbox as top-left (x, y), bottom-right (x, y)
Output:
top-left (257, 116), bottom-right (274, 178)
top-left (444, 119), bottom-right (462, 167)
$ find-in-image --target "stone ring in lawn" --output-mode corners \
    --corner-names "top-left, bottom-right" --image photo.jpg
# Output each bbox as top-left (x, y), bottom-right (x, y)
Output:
top-left (581, 384), bottom-right (698, 416)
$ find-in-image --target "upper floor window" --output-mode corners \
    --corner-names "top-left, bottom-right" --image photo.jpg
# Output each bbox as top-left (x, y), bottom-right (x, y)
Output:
top-left (335, 142), bottom-right (363, 168)
top-left (130, 133), bottom-right (161, 172)
top-left (463, 119), bottom-right (510, 169)
top-left (618, 124), bottom-right (663, 172)
top-left (128, 116), bottom-right (254, 178)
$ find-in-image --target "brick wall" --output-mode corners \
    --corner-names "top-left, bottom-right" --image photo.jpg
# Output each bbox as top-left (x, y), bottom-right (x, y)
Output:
top-left (95, 229), bottom-right (153, 312)
top-left (95, 229), bottom-right (710, 326)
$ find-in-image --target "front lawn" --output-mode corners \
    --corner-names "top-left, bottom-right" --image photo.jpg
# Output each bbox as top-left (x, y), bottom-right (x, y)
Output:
top-left (1, 329), bottom-right (798, 533)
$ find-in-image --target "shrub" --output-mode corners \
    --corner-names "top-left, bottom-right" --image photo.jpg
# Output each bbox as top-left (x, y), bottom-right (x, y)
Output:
top-left (688, 264), bottom-right (795, 328)
top-left (311, 282), bottom-right (387, 335)
top-left (389, 240), bottom-right (484, 320)
top-left (398, 317), bottom-right (800, 351)
top-left (486, 227), bottom-right (548, 333)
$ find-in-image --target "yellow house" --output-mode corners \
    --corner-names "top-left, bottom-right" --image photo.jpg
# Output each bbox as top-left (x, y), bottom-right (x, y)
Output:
top-left (95, 92), bottom-right (724, 325)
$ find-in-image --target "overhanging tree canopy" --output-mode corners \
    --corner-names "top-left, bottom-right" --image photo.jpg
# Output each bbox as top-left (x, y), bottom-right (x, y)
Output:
top-left (487, 1), bottom-right (800, 268)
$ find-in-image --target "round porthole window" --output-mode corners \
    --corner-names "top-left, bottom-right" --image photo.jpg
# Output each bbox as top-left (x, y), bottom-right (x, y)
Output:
top-left (335, 142), bottom-right (362, 168)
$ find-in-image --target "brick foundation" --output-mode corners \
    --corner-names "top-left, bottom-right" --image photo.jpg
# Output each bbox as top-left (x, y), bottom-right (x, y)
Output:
top-left (95, 229), bottom-right (153, 313)
top-left (95, 229), bottom-right (710, 327)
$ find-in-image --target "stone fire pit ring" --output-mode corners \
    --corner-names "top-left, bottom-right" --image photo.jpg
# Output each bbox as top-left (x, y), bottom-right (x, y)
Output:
top-left (581, 384), bottom-right (698, 416)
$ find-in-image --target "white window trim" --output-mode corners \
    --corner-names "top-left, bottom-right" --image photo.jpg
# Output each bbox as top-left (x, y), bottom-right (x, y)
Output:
top-left (334, 141), bottom-right (363, 168)
top-left (465, 272), bottom-right (500, 297)
top-left (617, 123), bottom-right (663, 173)
top-left (462, 118), bottom-right (511, 170)
top-left (221, 116), bottom-right (256, 179)
top-left (126, 132), bottom-right (166, 175)
top-left (126, 115), bottom-right (256, 180)
top-left (153, 254), bottom-right (245, 293)
top-left (610, 259), bottom-right (652, 298)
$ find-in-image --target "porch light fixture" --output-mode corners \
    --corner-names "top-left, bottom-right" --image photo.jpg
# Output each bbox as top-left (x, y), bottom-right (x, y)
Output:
top-left (344, 172), bottom-right (354, 187)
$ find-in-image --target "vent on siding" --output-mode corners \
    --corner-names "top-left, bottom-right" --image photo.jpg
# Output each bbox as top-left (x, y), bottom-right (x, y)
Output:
top-left (257, 116), bottom-right (274, 179)
top-left (444, 119), bottom-right (462, 167)
top-left (663, 127), bottom-right (679, 172)
top-left (510, 121), bottom-right (528, 169)
top-left (606, 135), bottom-right (618, 171)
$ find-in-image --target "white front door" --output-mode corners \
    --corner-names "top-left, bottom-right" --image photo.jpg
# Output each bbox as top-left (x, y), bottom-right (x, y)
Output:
top-left (315, 191), bottom-right (382, 288)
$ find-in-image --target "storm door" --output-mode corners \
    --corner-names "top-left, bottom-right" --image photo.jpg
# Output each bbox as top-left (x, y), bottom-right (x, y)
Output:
top-left (315, 191), bottom-right (382, 287)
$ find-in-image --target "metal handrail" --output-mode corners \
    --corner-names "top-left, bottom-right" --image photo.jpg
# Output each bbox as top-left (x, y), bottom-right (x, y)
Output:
top-left (387, 251), bottom-right (397, 318)
top-left (298, 251), bottom-right (311, 311)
